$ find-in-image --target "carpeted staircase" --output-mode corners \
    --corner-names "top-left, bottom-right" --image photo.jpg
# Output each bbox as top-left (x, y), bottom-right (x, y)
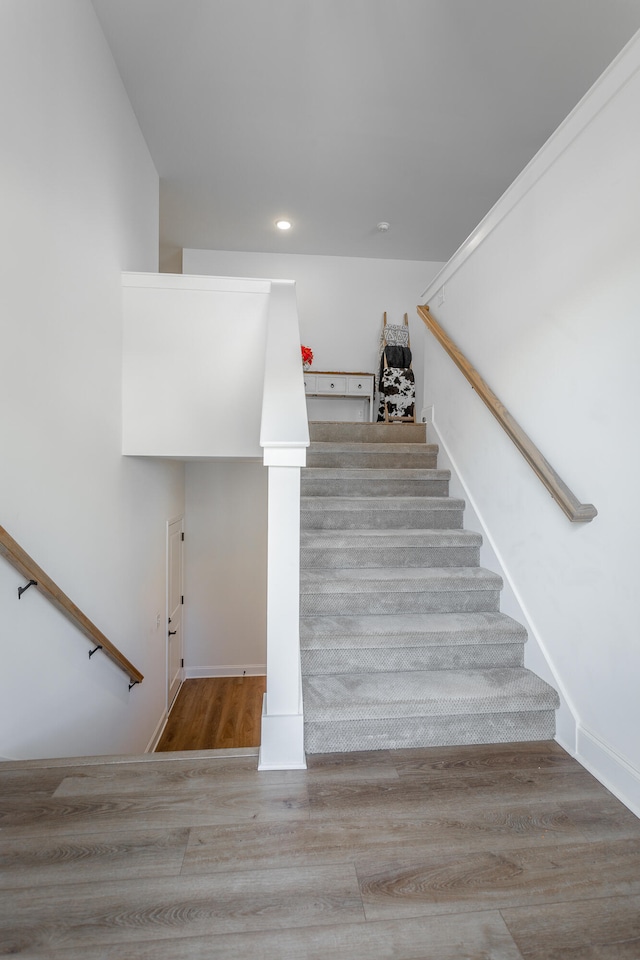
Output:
top-left (300, 421), bottom-right (559, 754)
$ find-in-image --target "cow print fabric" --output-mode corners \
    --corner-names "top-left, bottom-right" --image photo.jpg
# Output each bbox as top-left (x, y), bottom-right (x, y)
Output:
top-left (377, 366), bottom-right (415, 420)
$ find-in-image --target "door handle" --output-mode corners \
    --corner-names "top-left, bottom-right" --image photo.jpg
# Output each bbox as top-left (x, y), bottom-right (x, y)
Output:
top-left (168, 630), bottom-right (177, 636)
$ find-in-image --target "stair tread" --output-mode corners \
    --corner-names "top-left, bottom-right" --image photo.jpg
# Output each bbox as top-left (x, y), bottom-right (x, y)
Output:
top-left (310, 442), bottom-right (438, 452)
top-left (300, 566), bottom-right (502, 592)
top-left (302, 468), bottom-right (451, 479)
top-left (303, 668), bottom-right (560, 719)
top-left (300, 611), bottom-right (526, 647)
top-left (300, 528), bottom-right (482, 547)
top-left (301, 496), bottom-right (465, 509)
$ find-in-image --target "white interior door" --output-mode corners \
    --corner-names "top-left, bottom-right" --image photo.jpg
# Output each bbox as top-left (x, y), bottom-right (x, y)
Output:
top-left (167, 517), bottom-right (184, 709)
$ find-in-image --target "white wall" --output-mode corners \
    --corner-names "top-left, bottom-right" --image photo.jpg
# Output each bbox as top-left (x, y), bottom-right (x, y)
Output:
top-left (122, 273), bottom-right (270, 458)
top-left (183, 249), bottom-right (445, 419)
top-left (0, 1), bottom-right (184, 759)
top-left (184, 462), bottom-right (268, 676)
top-left (422, 33), bottom-right (640, 814)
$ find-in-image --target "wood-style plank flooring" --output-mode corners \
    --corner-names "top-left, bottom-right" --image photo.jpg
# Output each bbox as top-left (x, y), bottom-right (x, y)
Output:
top-left (156, 676), bottom-right (266, 751)
top-left (1, 741), bottom-right (639, 958)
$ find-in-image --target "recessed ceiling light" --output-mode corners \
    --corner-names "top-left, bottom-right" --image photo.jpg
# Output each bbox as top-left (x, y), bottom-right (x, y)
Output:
top-left (377, 221), bottom-right (390, 232)
top-left (275, 219), bottom-right (292, 230)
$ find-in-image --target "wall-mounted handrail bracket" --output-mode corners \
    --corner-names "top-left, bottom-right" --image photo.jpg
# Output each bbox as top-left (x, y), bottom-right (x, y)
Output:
top-left (128, 680), bottom-right (139, 691)
top-left (18, 579), bottom-right (37, 599)
top-left (88, 644), bottom-right (103, 659)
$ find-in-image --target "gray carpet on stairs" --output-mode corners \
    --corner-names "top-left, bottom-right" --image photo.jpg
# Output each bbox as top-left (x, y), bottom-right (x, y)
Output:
top-left (300, 421), bottom-right (559, 754)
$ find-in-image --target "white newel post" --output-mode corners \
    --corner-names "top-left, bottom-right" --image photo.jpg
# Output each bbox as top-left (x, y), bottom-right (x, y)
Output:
top-left (258, 457), bottom-right (306, 769)
top-left (258, 280), bottom-right (309, 770)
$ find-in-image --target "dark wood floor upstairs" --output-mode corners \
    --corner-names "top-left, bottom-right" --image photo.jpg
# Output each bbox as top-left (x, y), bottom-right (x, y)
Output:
top-left (1, 741), bottom-right (639, 958)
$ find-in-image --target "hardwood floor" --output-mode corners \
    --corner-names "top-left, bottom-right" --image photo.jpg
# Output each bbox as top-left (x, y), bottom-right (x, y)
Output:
top-left (155, 676), bottom-right (266, 751)
top-left (0, 741), bottom-right (639, 958)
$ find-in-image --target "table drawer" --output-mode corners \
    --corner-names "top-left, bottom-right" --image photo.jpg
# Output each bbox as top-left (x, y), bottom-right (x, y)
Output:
top-left (303, 374), bottom-right (317, 393)
top-left (316, 375), bottom-right (347, 394)
top-left (348, 376), bottom-right (372, 396)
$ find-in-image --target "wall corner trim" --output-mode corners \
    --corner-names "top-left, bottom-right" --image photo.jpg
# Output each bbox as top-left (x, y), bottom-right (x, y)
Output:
top-left (420, 30), bottom-right (640, 302)
top-left (577, 725), bottom-right (640, 819)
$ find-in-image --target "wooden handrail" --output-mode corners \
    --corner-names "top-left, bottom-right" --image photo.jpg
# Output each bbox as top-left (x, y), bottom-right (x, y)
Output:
top-left (417, 305), bottom-right (597, 523)
top-left (0, 525), bottom-right (144, 683)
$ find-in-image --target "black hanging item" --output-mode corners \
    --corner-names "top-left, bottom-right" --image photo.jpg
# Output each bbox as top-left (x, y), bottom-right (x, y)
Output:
top-left (376, 312), bottom-right (416, 422)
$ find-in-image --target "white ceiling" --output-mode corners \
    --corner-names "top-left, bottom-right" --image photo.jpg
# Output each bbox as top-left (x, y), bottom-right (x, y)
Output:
top-left (92, 0), bottom-right (640, 263)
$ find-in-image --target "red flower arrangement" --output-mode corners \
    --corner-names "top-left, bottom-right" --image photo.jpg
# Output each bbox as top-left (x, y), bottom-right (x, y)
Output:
top-left (301, 345), bottom-right (313, 368)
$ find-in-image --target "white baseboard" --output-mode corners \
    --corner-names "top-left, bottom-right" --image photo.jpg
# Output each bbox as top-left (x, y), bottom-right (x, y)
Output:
top-left (145, 710), bottom-right (169, 754)
top-left (577, 725), bottom-right (640, 819)
top-left (427, 411), bottom-right (578, 748)
top-left (425, 413), bottom-right (638, 820)
top-left (184, 665), bottom-right (266, 679)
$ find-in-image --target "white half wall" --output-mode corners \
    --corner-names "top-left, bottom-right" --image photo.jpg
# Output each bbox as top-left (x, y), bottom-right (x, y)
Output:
top-left (183, 250), bottom-right (445, 419)
top-left (184, 462), bottom-right (267, 676)
top-left (421, 32), bottom-right (640, 815)
top-left (0, 1), bottom-right (185, 760)
top-left (122, 273), bottom-right (270, 458)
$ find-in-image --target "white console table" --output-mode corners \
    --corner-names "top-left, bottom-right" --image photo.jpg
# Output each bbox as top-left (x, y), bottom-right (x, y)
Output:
top-left (303, 371), bottom-right (375, 422)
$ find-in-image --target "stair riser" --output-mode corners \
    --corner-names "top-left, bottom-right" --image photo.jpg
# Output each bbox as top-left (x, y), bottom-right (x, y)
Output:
top-left (304, 710), bottom-right (557, 754)
top-left (300, 591), bottom-right (502, 616)
top-left (307, 452), bottom-right (438, 468)
top-left (301, 546), bottom-right (480, 568)
top-left (309, 423), bottom-right (427, 443)
top-left (301, 509), bottom-right (464, 530)
top-left (302, 643), bottom-right (524, 674)
top-left (301, 479), bottom-right (450, 497)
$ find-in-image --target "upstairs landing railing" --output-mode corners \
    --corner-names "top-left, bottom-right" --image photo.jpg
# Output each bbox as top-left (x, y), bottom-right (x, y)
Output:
top-left (418, 305), bottom-right (597, 523)
top-left (0, 525), bottom-right (144, 686)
